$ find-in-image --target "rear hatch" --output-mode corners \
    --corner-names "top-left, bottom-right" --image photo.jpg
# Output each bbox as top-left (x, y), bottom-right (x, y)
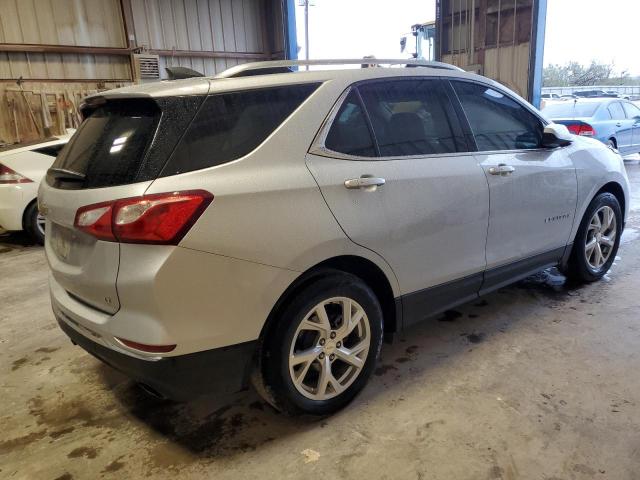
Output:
top-left (41, 93), bottom-right (206, 313)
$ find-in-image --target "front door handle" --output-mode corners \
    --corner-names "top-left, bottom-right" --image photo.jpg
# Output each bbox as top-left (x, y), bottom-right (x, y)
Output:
top-left (344, 176), bottom-right (386, 190)
top-left (616, 122), bottom-right (622, 127)
top-left (488, 164), bottom-right (515, 176)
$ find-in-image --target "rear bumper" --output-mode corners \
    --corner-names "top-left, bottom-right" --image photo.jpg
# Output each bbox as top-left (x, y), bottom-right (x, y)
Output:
top-left (57, 314), bottom-right (257, 400)
top-left (47, 242), bottom-right (297, 399)
top-left (48, 244), bottom-right (297, 355)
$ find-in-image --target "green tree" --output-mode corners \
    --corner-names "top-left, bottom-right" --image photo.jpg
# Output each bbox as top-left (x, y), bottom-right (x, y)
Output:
top-left (543, 63), bottom-right (573, 87)
top-left (543, 61), bottom-right (618, 87)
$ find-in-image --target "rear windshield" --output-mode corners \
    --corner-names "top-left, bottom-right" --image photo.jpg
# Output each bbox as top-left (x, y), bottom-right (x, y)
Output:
top-left (542, 102), bottom-right (600, 119)
top-left (50, 99), bottom-right (160, 189)
top-left (161, 83), bottom-right (320, 176)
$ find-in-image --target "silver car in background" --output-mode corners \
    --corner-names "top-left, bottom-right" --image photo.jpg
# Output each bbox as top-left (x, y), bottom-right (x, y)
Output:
top-left (39, 59), bottom-right (630, 415)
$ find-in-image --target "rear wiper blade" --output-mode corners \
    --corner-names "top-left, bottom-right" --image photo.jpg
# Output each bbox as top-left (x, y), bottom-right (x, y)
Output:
top-left (48, 168), bottom-right (86, 181)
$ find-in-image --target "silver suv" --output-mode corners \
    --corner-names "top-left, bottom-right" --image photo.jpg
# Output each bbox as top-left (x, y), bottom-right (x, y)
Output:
top-left (40, 59), bottom-right (630, 415)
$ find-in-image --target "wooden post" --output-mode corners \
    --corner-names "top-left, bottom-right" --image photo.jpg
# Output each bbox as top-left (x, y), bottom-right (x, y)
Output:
top-left (16, 79), bottom-right (42, 137)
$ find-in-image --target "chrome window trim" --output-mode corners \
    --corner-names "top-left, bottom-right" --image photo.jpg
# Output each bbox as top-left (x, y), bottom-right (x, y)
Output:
top-left (309, 76), bottom-right (560, 162)
top-left (470, 147), bottom-right (567, 156)
top-left (310, 146), bottom-right (477, 161)
top-left (310, 79), bottom-right (470, 161)
top-left (310, 145), bottom-right (561, 162)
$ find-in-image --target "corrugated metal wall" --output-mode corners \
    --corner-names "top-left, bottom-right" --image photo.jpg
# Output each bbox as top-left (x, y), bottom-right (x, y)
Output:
top-left (0, 0), bottom-right (125, 46)
top-left (0, 52), bottom-right (131, 81)
top-left (0, 0), bottom-right (291, 144)
top-left (436, 0), bottom-right (542, 101)
top-left (0, 0), bottom-right (130, 80)
top-left (443, 43), bottom-right (531, 97)
top-left (0, 0), bottom-right (288, 81)
top-left (130, 0), bottom-right (273, 76)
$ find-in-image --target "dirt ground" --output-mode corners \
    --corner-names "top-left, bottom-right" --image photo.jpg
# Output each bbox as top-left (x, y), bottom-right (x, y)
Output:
top-left (2, 159), bottom-right (640, 480)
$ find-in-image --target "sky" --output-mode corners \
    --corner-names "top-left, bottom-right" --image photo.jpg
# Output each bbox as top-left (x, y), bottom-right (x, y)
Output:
top-left (543, 0), bottom-right (640, 76)
top-left (294, 0), bottom-right (435, 60)
top-left (294, 0), bottom-right (640, 75)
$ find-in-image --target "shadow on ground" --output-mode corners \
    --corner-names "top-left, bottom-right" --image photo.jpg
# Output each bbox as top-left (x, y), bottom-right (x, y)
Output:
top-left (0, 232), bottom-right (39, 252)
top-left (84, 267), bottom-right (585, 469)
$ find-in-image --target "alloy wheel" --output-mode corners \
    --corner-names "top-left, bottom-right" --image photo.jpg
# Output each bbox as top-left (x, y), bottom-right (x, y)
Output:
top-left (288, 297), bottom-right (371, 400)
top-left (36, 213), bottom-right (46, 237)
top-left (584, 205), bottom-right (616, 271)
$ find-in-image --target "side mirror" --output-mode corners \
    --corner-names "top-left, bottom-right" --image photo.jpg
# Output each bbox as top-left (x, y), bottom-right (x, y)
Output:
top-left (542, 123), bottom-right (573, 148)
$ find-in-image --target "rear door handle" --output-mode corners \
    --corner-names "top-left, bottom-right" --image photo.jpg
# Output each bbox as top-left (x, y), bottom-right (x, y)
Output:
top-left (344, 176), bottom-right (386, 190)
top-left (488, 164), bottom-right (515, 176)
top-left (616, 122), bottom-right (622, 127)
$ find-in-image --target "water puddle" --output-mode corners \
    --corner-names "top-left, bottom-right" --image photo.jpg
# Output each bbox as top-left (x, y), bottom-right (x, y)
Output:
top-left (514, 267), bottom-right (585, 302)
top-left (521, 267), bottom-right (567, 291)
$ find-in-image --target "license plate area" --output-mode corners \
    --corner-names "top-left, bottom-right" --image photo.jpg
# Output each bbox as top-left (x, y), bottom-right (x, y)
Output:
top-left (50, 222), bottom-right (95, 265)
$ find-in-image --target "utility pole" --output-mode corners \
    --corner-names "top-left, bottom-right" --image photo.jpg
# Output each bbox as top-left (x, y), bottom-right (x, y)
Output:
top-left (299, 0), bottom-right (313, 70)
top-left (305, 0), bottom-right (309, 69)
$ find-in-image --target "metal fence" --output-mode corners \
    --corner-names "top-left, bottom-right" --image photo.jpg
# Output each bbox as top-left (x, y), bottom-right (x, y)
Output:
top-left (542, 85), bottom-right (640, 97)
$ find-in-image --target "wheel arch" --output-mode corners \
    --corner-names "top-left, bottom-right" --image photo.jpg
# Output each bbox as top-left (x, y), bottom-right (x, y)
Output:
top-left (21, 197), bottom-right (38, 230)
top-left (596, 181), bottom-right (626, 221)
top-left (258, 255), bottom-right (399, 348)
top-left (562, 181), bottom-right (625, 281)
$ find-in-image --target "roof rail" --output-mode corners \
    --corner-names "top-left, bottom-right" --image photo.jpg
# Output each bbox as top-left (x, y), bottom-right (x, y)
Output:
top-left (214, 59), bottom-right (464, 78)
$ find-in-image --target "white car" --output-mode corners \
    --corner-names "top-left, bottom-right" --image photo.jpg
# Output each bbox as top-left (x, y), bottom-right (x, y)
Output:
top-left (0, 135), bottom-right (71, 243)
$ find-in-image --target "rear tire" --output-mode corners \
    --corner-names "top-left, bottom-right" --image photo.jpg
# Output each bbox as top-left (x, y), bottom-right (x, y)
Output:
top-left (564, 192), bottom-right (622, 282)
top-left (257, 272), bottom-right (383, 415)
top-left (23, 201), bottom-right (45, 245)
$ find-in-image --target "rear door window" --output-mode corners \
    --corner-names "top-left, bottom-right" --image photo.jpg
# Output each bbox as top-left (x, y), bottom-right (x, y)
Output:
top-left (358, 79), bottom-right (465, 156)
top-left (594, 106), bottom-right (612, 121)
top-left (451, 81), bottom-right (544, 151)
top-left (622, 102), bottom-right (640, 119)
top-left (161, 83), bottom-right (320, 175)
top-left (325, 90), bottom-right (377, 157)
top-left (608, 102), bottom-right (626, 120)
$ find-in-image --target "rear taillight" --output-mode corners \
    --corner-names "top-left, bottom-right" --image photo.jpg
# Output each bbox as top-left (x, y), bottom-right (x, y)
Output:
top-left (75, 201), bottom-right (114, 241)
top-left (566, 123), bottom-right (596, 136)
top-left (0, 164), bottom-right (33, 184)
top-left (74, 190), bottom-right (213, 244)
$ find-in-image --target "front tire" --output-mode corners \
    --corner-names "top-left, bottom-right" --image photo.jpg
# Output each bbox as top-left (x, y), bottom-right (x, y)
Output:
top-left (565, 192), bottom-right (622, 282)
top-left (258, 272), bottom-right (383, 415)
top-left (23, 202), bottom-right (45, 245)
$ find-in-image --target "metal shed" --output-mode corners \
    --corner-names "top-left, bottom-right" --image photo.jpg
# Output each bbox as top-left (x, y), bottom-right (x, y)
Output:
top-left (0, 0), bottom-right (296, 144)
top-left (435, 0), bottom-right (547, 107)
